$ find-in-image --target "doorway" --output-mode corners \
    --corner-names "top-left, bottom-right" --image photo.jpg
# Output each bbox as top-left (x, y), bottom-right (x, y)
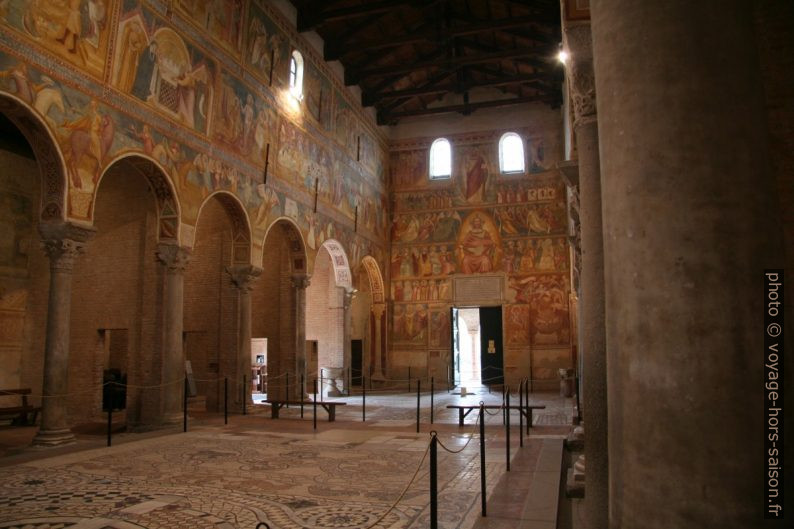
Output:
top-left (351, 340), bottom-right (363, 386)
top-left (451, 306), bottom-right (504, 389)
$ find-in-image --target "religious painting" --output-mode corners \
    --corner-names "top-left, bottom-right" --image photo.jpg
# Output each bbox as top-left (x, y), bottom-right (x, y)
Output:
top-left (429, 309), bottom-right (451, 348)
top-left (213, 72), bottom-right (275, 164)
top-left (507, 274), bottom-right (570, 344)
top-left (505, 305), bottom-right (531, 346)
top-left (391, 210), bottom-right (462, 245)
top-left (176, 0), bottom-right (244, 56)
top-left (533, 348), bottom-right (573, 381)
top-left (393, 189), bottom-right (459, 212)
top-left (455, 211), bottom-right (502, 274)
top-left (492, 202), bottom-right (567, 238)
top-left (458, 144), bottom-right (491, 204)
top-left (304, 60), bottom-right (332, 130)
top-left (1, 0), bottom-right (116, 79)
top-left (334, 89), bottom-right (358, 159)
top-left (114, 7), bottom-right (215, 135)
top-left (245, 2), bottom-right (288, 86)
top-left (0, 188), bottom-right (33, 270)
top-left (392, 303), bottom-right (428, 345)
top-left (391, 149), bottom-right (429, 191)
top-left (495, 180), bottom-right (559, 203)
top-left (392, 278), bottom-right (451, 302)
top-left (501, 237), bottom-right (568, 274)
top-left (359, 131), bottom-right (378, 174)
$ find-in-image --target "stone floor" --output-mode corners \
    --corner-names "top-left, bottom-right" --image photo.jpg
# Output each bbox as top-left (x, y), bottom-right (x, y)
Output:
top-left (0, 390), bottom-right (573, 529)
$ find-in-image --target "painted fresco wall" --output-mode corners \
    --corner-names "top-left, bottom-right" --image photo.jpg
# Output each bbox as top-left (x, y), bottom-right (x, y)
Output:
top-left (389, 126), bottom-right (573, 388)
top-left (0, 0), bottom-right (389, 275)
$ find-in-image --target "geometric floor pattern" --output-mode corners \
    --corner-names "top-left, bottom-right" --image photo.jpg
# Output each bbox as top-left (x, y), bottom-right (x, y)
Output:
top-left (0, 392), bottom-right (573, 529)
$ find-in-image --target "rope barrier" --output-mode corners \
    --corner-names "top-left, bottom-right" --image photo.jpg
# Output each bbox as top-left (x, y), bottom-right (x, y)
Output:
top-left (435, 410), bottom-right (481, 454)
top-left (364, 437), bottom-right (433, 529)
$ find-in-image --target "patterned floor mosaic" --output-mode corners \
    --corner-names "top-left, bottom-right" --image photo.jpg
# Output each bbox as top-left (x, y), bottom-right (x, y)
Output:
top-left (0, 393), bottom-right (573, 529)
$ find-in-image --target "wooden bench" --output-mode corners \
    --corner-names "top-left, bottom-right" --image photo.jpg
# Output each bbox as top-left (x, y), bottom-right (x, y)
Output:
top-left (446, 404), bottom-right (546, 427)
top-left (266, 400), bottom-right (347, 422)
top-left (0, 388), bottom-right (41, 426)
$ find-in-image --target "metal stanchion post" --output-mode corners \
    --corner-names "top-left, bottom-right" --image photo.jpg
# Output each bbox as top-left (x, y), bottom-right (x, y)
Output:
top-left (430, 377), bottom-right (435, 424)
top-left (301, 373), bottom-right (305, 418)
top-left (519, 379), bottom-right (524, 448)
top-left (242, 375), bottom-right (247, 416)
top-left (480, 402), bottom-right (486, 517)
top-left (525, 378), bottom-right (530, 435)
top-left (416, 379), bottom-right (421, 433)
top-left (362, 375), bottom-right (366, 422)
top-left (286, 372), bottom-right (290, 408)
top-left (107, 395), bottom-right (112, 447)
top-left (430, 433), bottom-right (438, 529)
top-left (320, 369), bottom-right (324, 402)
top-left (313, 378), bottom-right (318, 431)
top-left (224, 377), bottom-right (228, 425)
top-left (183, 375), bottom-right (188, 432)
top-left (408, 367), bottom-right (411, 392)
top-left (505, 387), bottom-right (510, 472)
top-left (502, 384), bottom-right (506, 425)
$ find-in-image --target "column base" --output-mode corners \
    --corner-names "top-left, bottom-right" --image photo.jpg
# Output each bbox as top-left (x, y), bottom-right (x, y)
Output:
top-left (32, 428), bottom-right (76, 447)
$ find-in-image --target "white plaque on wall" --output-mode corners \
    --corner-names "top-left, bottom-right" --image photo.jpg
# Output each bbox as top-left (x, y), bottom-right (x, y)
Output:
top-left (453, 275), bottom-right (503, 304)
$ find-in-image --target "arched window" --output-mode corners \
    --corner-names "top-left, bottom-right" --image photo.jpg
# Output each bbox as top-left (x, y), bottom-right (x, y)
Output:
top-left (429, 138), bottom-right (452, 179)
top-left (289, 50), bottom-right (304, 99)
top-left (499, 132), bottom-right (525, 173)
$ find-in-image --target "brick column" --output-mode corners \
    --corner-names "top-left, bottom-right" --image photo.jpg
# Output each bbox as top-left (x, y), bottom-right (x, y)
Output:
top-left (371, 303), bottom-right (386, 380)
top-left (156, 244), bottom-right (191, 424)
top-left (291, 274), bottom-right (310, 399)
top-left (342, 289), bottom-right (353, 394)
top-left (228, 265), bottom-right (262, 410)
top-left (33, 222), bottom-right (94, 447)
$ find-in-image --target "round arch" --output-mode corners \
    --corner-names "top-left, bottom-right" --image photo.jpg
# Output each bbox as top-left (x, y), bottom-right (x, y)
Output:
top-left (196, 190), bottom-right (253, 265)
top-left (262, 216), bottom-right (307, 274)
top-left (315, 239), bottom-right (352, 291)
top-left (0, 91), bottom-right (67, 221)
top-left (360, 255), bottom-right (385, 303)
top-left (95, 153), bottom-right (182, 244)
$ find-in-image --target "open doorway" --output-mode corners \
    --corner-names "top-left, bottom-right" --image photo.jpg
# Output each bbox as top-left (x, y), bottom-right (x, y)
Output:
top-left (251, 338), bottom-right (267, 403)
top-left (451, 306), bottom-right (504, 390)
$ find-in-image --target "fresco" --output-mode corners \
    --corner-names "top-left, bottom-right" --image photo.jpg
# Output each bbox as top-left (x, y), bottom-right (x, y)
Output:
top-left (392, 303), bottom-right (428, 346)
top-left (333, 88), bottom-right (358, 159)
top-left (176, 0), bottom-right (244, 56)
top-left (245, 1), bottom-right (288, 86)
top-left (0, 0), bottom-right (115, 79)
top-left (429, 309), bottom-right (451, 348)
top-left (304, 60), bottom-right (332, 131)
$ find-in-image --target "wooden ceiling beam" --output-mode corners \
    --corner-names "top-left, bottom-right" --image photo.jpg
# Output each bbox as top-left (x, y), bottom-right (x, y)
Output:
top-left (298, 0), bottom-right (427, 32)
top-left (377, 94), bottom-right (558, 124)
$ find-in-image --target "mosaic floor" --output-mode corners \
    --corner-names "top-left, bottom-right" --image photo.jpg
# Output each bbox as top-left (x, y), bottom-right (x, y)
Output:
top-left (0, 392), bottom-right (573, 529)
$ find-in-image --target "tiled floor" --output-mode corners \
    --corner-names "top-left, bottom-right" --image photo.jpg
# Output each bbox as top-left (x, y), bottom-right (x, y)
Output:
top-left (0, 391), bottom-right (572, 529)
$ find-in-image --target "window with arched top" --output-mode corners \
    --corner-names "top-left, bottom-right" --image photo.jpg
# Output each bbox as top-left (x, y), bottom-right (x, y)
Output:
top-left (499, 132), bottom-right (525, 174)
top-left (429, 138), bottom-right (452, 179)
top-left (289, 50), bottom-right (304, 99)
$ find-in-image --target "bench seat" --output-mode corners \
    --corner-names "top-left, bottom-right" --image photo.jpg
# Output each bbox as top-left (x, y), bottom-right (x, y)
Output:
top-left (0, 389), bottom-right (40, 426)
top-left (266, 400), bottom-right (347, 421)
top-left (446, 404), bottom-right (546, 427)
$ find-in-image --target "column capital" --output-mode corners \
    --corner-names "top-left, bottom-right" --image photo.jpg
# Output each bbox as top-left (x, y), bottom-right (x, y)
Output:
top-left (156, 244), bottom-right (192, 273)
top-left (226, 265), bottom-right (263, 291)
top-left (563, 23), bottom-right (597, 128)
top-left (291, 274), bottom-right (310, 290)
top-left (371, 302), bottom-right (386, 318)
top-left (38, 221), bottom-right (95, 272)
top-left (343, 289), bottom-right (355, 309)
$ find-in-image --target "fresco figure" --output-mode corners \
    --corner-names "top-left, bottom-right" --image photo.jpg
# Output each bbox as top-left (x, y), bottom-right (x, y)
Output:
top-left (459, 214), bottom-right (496, 274)
top-left (464, 148), bottom-right (487, 201)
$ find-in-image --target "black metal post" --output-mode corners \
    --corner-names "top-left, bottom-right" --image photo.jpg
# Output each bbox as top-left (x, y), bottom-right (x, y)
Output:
top-left (313, 378), bottom-right (317, 430)
top-left (224, 377), bottom-right (228, 425)
top-left (430, 377), bottom-right (435, 424)
top-left (525, 377), bottom-right (530, 435)
top-left (480, 402), bottom-right (486, 517)
top-left (362, 375), bottom-right (366, 422)
top-left (301, 373), bottom-right (305, 418)
top-left (519, 379), bottom-right (524, 448)
top-left (575, 375), bottom-right (582, 423)
top-left (408, 366), bottom-right (411, 392)
top-left (320, 369), bottom-right (324, 402)
top-left (183, 375), bottom-right (188, 432)
top-left (107, 399), bottom-right (112, 447)
top-left (505, 387), bottom-right (510, 472)
top-left (286, 372), bottom-right (290, 408)
top-left (416, 379), bottom-right (421, 433)
top-left (502, 384), bottom-right (506, 425)
top-left (242, 375), bottom-right (247, 416)
top-left (430, 433), bottom-right (438, 529)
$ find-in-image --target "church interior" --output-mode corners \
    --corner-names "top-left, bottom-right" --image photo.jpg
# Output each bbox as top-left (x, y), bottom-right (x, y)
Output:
top-left (0, 0), bottom-right (790, 528)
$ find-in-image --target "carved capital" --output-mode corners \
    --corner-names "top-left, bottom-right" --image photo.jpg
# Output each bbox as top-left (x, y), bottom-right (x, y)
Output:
top-left (156, 244), bottom-right (192, 274)
top-left (291, 274), bottom-right (310, 290)
top-left (343, 289), bottom-right (355, 309)
top-left (371, 303), bottom-right (386, 319)
top-left (568, 59), bottom-right (596, 126)
top-left (227, 265), bottom-right (262, 291)
top-left (38, 221), bottom-right (95, 272)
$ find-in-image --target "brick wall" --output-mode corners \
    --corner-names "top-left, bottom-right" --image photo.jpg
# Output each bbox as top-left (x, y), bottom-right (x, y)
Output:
top-left (305, 247), bottom-right (344, 395)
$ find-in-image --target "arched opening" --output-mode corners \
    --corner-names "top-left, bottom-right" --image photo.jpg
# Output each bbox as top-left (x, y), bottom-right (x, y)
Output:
top-left (184, 192), bottom-right (252, 413)
top-left (253, 218), bottom-right (307, 402)
top-left (355, 256), bottom-right (386, 382)
top-left (70, 156), bottom-right (175, 428)
top-left (0, 103), bottom-right (61, 410)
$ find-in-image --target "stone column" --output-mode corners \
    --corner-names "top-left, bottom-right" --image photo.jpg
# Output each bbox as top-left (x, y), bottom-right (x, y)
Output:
top-left (590, 2), bottom-right (783, 527)
top-left (371, 303), bottom-right (386, 379)
top-left (228, 265), bottom-right (262, 410)
top-left (342, 289), bottom-right (353, 394)
top-left (33, 222), bottom-right (94, 447)
top-left (156, 244), bottom-right (191, 424)
top-left (565, 22), bottom-right (607, 529)
top-left (291, 274), bottom-right (310, 399)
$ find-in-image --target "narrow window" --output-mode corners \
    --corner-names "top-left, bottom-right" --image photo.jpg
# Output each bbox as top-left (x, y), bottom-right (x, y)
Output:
top-left (499, 132), bottom-right (525, 173)
top-left (289, 50), bottom-right (304, 99)
top-left (429, 138), bottom-right (452, 179)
